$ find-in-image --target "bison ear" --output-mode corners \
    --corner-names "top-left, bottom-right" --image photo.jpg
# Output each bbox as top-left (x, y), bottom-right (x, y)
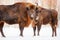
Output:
top-left (26, 7), bottom-right (30, 10)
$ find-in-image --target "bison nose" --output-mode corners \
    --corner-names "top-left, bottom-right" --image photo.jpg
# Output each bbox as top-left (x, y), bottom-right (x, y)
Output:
top-left (36, 16), bottom-right (39, 20)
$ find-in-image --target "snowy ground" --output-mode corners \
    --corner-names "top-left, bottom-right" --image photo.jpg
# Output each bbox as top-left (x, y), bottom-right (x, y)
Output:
top-left (0, 21), bottom-right (60, 40)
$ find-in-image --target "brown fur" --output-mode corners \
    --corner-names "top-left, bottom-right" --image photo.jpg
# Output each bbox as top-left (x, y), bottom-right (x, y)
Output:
top-left (32, 6), bottom-right (58, 37)
top-left (0, 2), bottom-right (36, 37)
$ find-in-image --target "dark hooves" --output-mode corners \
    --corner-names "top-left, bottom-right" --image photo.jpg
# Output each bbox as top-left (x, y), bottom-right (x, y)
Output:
top-left (20, 34), bottom-right (23, 37)
top-left (2, 35), bottom-right (6, 37)
top-left (52, 35), bottom-right (57, 37)
top-left (52, 35), bottom-right (54, 37)
top-left (37, 34), bottom-right (39, 36)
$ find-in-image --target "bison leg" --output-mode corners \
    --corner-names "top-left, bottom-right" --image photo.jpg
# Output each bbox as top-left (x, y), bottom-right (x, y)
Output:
top-left (54, 25), bottom-right (57, 36)
top-left (19, 26), bottom-right (24, 37)
top-left (51, 25), bottom-right (57, 37)
top-left (33, 27), bottom-right (36, 36)
top-left (55, 26), bottom-right (57, 36)
top-left (0, 22), bottom-right (5, 37)
top-left (37, 24), bottom-right (41, 36)
top-left (52, 26), bottom-right (54, 37)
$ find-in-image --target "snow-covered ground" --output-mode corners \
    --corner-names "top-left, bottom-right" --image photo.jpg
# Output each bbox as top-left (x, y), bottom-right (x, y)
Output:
top-left (0, 21), bottom-right (60, 40)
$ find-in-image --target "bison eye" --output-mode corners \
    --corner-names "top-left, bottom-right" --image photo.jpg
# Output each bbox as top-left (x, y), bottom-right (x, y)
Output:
top-left (36, 7), bottom-right (38, 10)
top-left (26, 7), bottom-right (30, 10)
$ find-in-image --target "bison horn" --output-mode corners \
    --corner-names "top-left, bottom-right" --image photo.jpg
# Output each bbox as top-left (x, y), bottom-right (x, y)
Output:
top-left (35, 3), bottom-right (38, 6)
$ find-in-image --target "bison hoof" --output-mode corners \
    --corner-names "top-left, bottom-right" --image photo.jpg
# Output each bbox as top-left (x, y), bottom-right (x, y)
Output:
top-left (52, 35), bottom-right (54, 37)
top-left (20, 34), bottom-right (23, 37)
top-left (37, 34), bottom-right (39, 36)
top-left (2, 35), bottom-right (6, 37)
top-left (37, 35), bottom-right (39, 36)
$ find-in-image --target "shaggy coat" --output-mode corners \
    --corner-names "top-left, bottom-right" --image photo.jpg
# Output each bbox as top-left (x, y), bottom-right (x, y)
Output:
top-left (32, 6), bottom-right (58, 37)
top-left (0, 2), bottom-right (36, 37)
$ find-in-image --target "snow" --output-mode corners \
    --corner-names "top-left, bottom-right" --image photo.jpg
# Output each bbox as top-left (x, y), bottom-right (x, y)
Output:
top-left (0, 21), bottom-right (60, 40)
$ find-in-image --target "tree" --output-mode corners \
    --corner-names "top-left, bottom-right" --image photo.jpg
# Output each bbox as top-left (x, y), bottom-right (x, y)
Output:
top-left (49, 0), bottom-right (57, 9)
top-left (41, 0), bottom-right (57, 9)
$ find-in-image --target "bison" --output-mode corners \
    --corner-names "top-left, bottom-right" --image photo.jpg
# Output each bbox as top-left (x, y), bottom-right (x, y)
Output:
top-left (0, 2), bottom-right (37, 37)
top-left (31, 6), bottom-right (58, 37)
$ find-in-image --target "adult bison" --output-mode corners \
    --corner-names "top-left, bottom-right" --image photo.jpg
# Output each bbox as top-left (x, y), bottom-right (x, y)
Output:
top-left (31, 6), bottom-right (58, 37)
top-left (0, 2), bottom-right (37, 37)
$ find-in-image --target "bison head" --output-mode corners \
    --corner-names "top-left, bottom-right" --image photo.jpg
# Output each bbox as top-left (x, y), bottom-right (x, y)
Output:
top-left (26, 4), bottom-right (42, 22)
top-left (26, 4), bottom-right (38, 20)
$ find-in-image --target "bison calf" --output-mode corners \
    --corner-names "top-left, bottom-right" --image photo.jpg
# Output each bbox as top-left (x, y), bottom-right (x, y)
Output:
top-left (32, 6), bottom-right (58, 37)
